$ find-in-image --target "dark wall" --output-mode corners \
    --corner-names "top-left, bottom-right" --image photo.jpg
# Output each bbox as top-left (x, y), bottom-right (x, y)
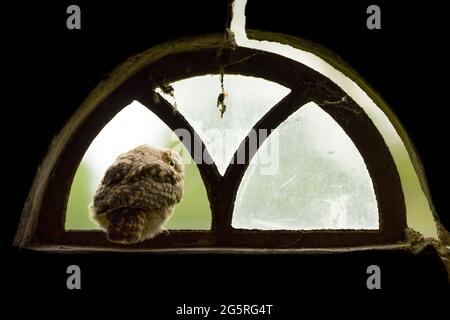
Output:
top-left (4, 0), bottom-right (449, 303)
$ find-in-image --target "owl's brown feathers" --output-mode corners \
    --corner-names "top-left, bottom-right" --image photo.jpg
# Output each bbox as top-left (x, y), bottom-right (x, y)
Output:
top-left (89, 145), bottom-right (185, 244)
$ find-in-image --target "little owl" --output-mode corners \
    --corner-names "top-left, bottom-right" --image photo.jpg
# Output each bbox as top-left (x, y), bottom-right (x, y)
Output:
top-left (89, 145), bottom-right (184, 244)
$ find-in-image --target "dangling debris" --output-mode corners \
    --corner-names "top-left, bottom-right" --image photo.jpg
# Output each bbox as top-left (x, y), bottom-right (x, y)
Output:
top-left (160, 82), bottom-right (177, 114)
top-left (216, 28), bottom-right (235, 119)
top-left (217, 73), bottom-right (227, 118)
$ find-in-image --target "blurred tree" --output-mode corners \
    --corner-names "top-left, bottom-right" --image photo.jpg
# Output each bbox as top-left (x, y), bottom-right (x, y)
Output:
top-left (165, 141), bottom-right (211, 229)
top-left (66, 163), bottom-right (97, 229)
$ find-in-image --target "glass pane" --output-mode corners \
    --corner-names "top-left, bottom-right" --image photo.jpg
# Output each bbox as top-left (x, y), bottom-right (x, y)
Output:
top-left (232, 102), bottom-right (379, 230)
top-left (157, 75), bottom-right (290, 175)
top-left (66, 101), bottom-right (211, 230)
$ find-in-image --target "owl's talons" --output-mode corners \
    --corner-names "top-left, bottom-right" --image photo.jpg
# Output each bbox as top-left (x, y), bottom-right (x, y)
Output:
top-left (161, 228), bottom-right (170, 237)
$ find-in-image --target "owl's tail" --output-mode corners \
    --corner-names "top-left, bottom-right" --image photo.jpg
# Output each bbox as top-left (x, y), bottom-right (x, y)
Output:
top-left (105, 208), bottom-right (146, 244)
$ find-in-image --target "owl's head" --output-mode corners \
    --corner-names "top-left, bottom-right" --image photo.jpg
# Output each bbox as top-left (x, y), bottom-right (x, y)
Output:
top-left (122, 144), bottom-right (185, 183)
top-left (97, 145), bottom-right (185, 192)
top-left (160, 147), bottom-right (185, 179)
top-left (92, 144), bottom-right (185, 214)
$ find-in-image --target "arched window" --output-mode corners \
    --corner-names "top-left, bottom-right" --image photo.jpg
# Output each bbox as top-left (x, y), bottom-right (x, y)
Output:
top-left (14, 0), bottom-right (441, 252)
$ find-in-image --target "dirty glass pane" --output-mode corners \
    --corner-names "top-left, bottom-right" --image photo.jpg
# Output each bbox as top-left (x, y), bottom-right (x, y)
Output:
top-left (232, 102), bottom-right (379, 230)
top-left (66, 101), bottom-right (211, 230)
top-left (157, 75), bottom-right (290, 175)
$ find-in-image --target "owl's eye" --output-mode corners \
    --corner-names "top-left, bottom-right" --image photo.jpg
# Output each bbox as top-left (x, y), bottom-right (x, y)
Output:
top-left (169, 160), bottom-right (175, 167)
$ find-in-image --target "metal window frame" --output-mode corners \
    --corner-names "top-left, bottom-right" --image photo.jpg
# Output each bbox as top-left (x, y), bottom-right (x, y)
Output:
top-left (14, 37), bottom-right (406, 252)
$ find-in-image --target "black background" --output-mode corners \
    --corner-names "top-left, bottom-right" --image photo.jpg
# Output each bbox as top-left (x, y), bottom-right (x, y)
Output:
top-left (4, 0), bottom-right (449, 313)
